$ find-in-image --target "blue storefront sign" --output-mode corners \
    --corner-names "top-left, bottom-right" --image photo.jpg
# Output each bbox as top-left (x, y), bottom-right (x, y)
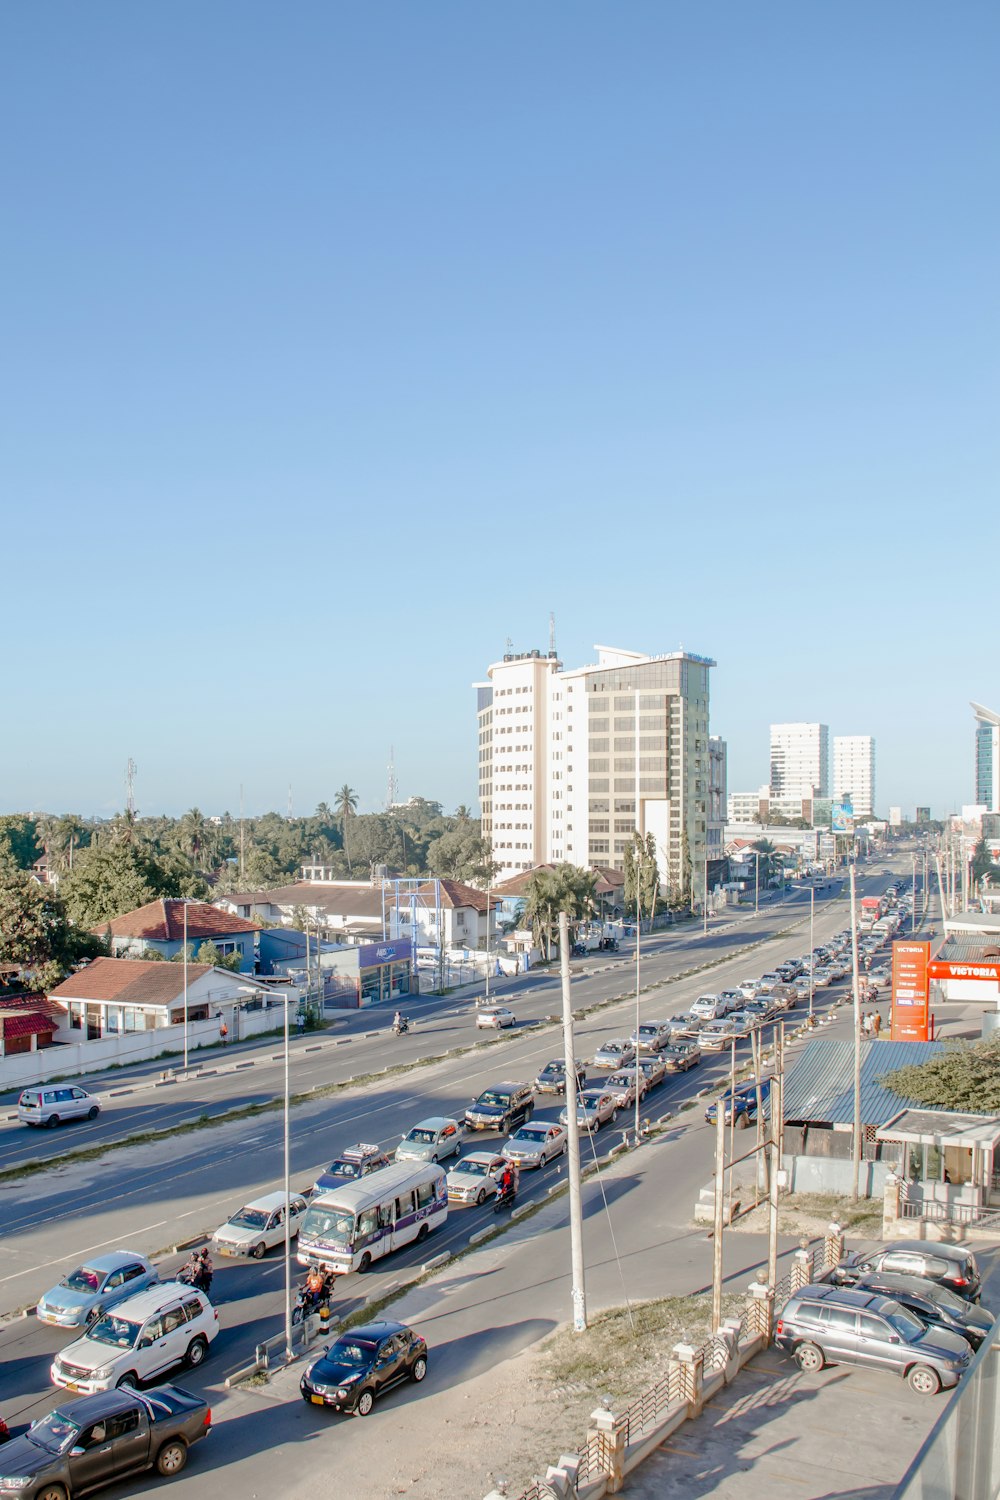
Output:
top-left (357, 939), bottom-right (414, 969)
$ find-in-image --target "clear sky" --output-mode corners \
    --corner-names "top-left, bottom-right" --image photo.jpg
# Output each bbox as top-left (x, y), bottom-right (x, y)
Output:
top-left (2, 2), bottom-right (997, 822)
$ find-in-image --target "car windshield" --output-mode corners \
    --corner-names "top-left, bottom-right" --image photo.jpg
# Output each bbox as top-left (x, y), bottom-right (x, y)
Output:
top-left (600, 1043), bottom-right (623, 1053)
top-left (637, 1026), bottom-right (659, 1038)
top-left (515, 1127), bottom-right (547, 1142)
top-left (406, 1128), bottom-right (437, 1144)
top-left (62, 1266), bottom-right (104, 1293)
top-left (27, 1412), bottom-right (80, 1456)
top-left (582, 1093), bottom-right (605, 1107)
top-left (917, 1283), bottom-right (965, 1312)
top-left (89, 1314), bottom-right (141, 1349)
top-left (301, 1207), bottom-right (355, 1245)
top-left (476, 1093), bottom-right (508, 1108)
top-left (886, 1307), bottom-right (924, 1340)
top-left (455, 1159), bottom-right (491, 1176)
top-left (540, 1064), bottom-right (563, 1077)
top-left (325, 1161), bottom-right (361, 1179)
top-left (331, 1339), bottom-right (377, 1367)
top-left (229, 1207), bottom-right (269, 1229)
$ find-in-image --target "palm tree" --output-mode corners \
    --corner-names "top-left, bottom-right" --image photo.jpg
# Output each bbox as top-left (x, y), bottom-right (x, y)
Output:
top-left (335, 785), bottom-right (358, 875)
top-left (179, 808), bottom-right (210, 869)
top-left (454, 804), bottom-right (473, 822)
top-left (523, 863), bottom-right (597, 960)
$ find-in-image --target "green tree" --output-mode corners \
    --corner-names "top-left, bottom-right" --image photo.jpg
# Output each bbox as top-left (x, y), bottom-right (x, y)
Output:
top-left (426, 824), bottom-right (498, 884)
top-left (350, 813), bottom-right (405, 879)
top-left (972, 839), bottom-right (1000, 887)
top-left (194, 940), bottom-right (243, 972)
top-left (0, 815), bottom-right (40, 870)
top-left (60, 842), bottom-right (204, 928)
top-left (880, 1037), bottom-right (1000, 1113)
top-left (335, 785), bottom-right (359, 874)
top-left (523, 863), bottom-right (597, 960)
top-left (178, 808), bottom-right (216, 871)
top-left (623, 833), bottom-right (659, 925)
top-left (0, 850), bottom-right (97, 989)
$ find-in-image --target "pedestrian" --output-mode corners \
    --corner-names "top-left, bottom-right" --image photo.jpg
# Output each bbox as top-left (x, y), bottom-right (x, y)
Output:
top-left (872, 1012), bottom-right (882, 1036)
top-left (862, 1012), bottom-right (872, 1038)
top-left (219, 1022), bottom-right (229, 1047)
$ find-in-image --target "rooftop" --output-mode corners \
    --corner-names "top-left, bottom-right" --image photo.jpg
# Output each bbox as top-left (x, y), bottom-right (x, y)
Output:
top-left (781, 1038), bottom-right (948, 1127)
top-left (96, 898), bottom-right (261, 941)
top-left (49, 958), bottom-right (216, 1006)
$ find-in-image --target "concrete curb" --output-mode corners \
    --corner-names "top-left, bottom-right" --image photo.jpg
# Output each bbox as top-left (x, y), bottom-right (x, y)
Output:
top-left (468, 1227), bottom-right (494, 1245)
top-left (510, 1203), bottom-right (533, 1219)
top-left (422, 1252), bottom-right (452, 1270)
top-left (173, 1233), bottom-right (209, 1253)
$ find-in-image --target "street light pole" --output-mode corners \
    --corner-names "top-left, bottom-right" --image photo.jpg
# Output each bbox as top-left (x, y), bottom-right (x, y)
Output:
top-left (809, 885), bottom-right (815, 1022)
top-left (558, 912), bottom-right (586, 1331)
top-left (754, 853), bottom-right (759, 916)
top-left (703, 852), bottom-right (709, 937)
top-left (484, 871), bottom-right (492, 1006)
top-left (182, 901), bottom-right (189, 1073)
top-left (282, 987), bottom-right (292, 1360)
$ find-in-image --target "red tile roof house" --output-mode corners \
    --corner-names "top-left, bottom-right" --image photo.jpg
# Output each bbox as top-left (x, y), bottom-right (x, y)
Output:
top-left (47, 958), bottom-right (284, 1049)
top-left (0, 997), bottom-right (65, 1057)
top-left (94, 898), bottom-right (260, 973)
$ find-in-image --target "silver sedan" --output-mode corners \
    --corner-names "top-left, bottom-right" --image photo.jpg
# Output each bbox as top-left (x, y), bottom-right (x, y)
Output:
top-left (501, 1122), bottom-right (567, 1168)
top-left (592, 1039), bottom-right (637, 1069)
top-left (560, 1089), bottom-right (620, 1132)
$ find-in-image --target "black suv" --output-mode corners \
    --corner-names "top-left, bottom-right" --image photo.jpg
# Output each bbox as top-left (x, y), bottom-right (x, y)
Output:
top-left (465, 1082), bottom-right (535, 1133)
top-left (301, 1321), bottom-right (428, 1415)
top-left (854, 1272), bottom-right (995, 1351)
top-left (827, 1240), bottom-right (981, 1302)
top-left (776, 1283), bottom-right (972, 1394)
top-left (535, 1059), bottom-right (587, 1095)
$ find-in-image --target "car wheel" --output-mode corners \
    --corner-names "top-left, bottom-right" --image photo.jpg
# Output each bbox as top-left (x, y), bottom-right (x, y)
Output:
top-left (187, 1335), bottom-right (209, 1368)
top-left (86, 1305), bottom-right (103, 1326)
top-left (908, 1364), bottom-right (941, 1395)
top-left (46, 1115), bottom-right (61, 1129)
top-left (410, 1354), bottom-right (428, 1382)
top-left (117, 1371), bottom-right (139, 1389)
top-left (355, 1388), bottom-right (375, 1416)
top-left (417, 1222), bottom-right (430, 1243)
top-left (358, 1252), bottom-right (372, 1273)
top-left (476, 1188), bottom-right (487, 1206)
top-left (610, 1108), bottom-right (618, 1123)
top-left (156, 1439), bottom-right (188, 1477)
top-left (36, 1487), bottom-right (68, 1500)
top-left (250, 1241), bottom-right (267, 1260)
top-left (87, 1106), bottom-right (100, 1121)
top-left (795, 1342), bottom-right (824, 1374)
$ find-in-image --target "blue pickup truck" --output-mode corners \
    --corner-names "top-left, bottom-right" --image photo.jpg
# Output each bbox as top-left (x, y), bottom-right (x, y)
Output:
top-left (704, 1077), bottom-right (771, 1129)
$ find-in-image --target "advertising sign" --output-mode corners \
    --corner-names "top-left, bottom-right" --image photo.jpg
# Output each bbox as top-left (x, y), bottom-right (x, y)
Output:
top-left (819, 834), bottom-right (836, 859)
top-left (832, 800), bottom-right (854, 834)
top-left (890, 940), bottom-right (931, 1042)
top-left (357, 939), bottom-right (414, 969)
top-left (800, 832), bottom-right (818, 861)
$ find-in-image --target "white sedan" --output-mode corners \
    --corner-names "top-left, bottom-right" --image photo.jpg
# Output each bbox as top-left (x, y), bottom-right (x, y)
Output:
top-left (476, 1006), bottom-right (516, 1029)
top-left (446, 1151), bottom-right (507, 1204)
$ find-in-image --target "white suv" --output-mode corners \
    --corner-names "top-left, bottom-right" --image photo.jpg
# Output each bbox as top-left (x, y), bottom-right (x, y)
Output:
top-left (50, 1282), bottom-right (219, 1393)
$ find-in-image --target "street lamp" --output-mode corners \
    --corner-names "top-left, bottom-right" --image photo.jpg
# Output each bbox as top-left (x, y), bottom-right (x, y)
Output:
top-left (240, 982), bottom-right (294, 1360)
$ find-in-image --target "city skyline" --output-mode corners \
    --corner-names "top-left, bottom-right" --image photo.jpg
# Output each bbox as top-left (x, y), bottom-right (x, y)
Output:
top-left (2, 4), bottom-right (997, 821)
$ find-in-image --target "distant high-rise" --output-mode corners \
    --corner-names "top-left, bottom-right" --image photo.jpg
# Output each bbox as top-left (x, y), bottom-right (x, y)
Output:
top-left (770, 723), bottom-right (829, 801)
top-left (972, 702), bottom-right (1000, 814)
top-left (833, 735), bottom-right (876, 818)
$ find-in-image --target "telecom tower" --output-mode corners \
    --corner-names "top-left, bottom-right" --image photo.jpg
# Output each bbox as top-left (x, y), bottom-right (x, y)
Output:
top-left (386, 745), bottom-right (399, 811)
top-left (125, 758), bottom-right (137, 816)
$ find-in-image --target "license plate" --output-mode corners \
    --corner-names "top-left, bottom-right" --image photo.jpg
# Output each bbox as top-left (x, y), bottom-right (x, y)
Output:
top-left (310, 1394), bottom-right (325, 1406)
top-left (65, 1381), bottom-right (83, 1392)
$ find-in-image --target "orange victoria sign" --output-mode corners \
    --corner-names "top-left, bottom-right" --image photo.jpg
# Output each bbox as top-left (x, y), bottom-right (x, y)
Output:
top-left (890, 940), bottom-right (931, 1042)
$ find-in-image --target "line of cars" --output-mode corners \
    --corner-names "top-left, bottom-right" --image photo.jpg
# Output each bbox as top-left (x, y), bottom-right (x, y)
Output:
top-left (776, 1238), bottom-right (991, 1396)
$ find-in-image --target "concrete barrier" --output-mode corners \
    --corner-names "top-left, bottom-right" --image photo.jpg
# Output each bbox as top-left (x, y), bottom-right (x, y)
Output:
top-left (422, 1252), bottom-right (452, 1271)
top-left (468, 1227), bottom-right (494, 1246)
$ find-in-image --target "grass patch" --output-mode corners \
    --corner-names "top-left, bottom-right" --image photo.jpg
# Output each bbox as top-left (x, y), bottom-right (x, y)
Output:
top-left (727, 1191), bottom-right (883, 1239)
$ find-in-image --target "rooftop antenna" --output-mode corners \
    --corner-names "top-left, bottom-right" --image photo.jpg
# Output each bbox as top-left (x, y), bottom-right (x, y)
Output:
top-left (549, 611), bottom-right (556, 657)
top-left (505, 636), bottom-right (513, 654)
top-left (125, 758), bottom-right (137, 817)
top-left (287, 783), bottom-right (293, 819)
top-left (386, 745), bottom-right (398, 811)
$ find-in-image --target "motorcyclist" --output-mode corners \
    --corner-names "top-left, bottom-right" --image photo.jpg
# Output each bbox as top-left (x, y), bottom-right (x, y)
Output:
top-left (302, 1263), bottom-right (332, 1310)
top-left (392, 1011), bottom-right (408, 1034)
top-left (497, 1162), bottom-right (517, 1204)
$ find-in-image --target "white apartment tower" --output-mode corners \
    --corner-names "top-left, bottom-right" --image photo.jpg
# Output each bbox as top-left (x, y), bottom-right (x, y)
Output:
top-left (833, 734), bottom-right (876, 818)
top-left (973, 702), bottom-right (1000, 814)
top-left (770, 722), bottom-right (830, 800)
top-left (476, 644), bottom-right (715, 899)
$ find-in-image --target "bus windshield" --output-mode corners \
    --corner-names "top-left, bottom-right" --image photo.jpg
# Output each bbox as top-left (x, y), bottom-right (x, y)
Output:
top-left (300, 1206), bottom-right (356, 1248)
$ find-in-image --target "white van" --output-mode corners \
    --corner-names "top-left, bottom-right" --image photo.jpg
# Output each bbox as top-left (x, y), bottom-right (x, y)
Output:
top-left (297, 1161), bottom-right (447, 1275)
top-left (50, 1282), bottom-right (219, 1393)
top-left (212, 1190), bottom-right (309, 1259)
top-left (18, 1085), bottom-right (101, 1128)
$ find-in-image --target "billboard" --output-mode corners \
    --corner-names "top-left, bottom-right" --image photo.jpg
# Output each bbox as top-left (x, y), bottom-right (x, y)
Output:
top-left (357, 939), bottom-right (414, 969)
top-left (832, 800), bottom-right (854, 834)
top-left (890, 940), bottom-right (931, 1042)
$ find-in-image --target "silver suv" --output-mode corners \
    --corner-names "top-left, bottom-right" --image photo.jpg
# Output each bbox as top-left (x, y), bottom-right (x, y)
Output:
top-left (775, 1283), bottom-right (971, 1395)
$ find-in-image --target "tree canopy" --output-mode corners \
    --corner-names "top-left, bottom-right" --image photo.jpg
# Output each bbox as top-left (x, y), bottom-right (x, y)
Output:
top-left (880, 1036), bottom-right (1000, 1113)
top-left (0, 850), bottom-right (101, 990)
top-left (523, 864), bottom-right (597, 959)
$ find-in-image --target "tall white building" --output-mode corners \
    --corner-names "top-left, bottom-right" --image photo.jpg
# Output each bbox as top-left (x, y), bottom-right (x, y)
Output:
top-left (770, 723), bottom-right (829, 800)
top-left (833, 735), bottom-right (876, 818)
top-left (476, 644), bottom-right (715, 898)
top-left (973, 702), bottom-right (1000, 814)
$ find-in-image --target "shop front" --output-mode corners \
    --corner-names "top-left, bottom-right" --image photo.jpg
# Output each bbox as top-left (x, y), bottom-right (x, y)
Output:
top-left (356, 939), bottom-right (415, 1007)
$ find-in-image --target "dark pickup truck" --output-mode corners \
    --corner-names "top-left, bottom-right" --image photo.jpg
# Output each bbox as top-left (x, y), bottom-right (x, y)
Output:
top-left (0, 1383), bottom-right (210, 1500)
top-left (704, 1078), bottom-right (772, 1129)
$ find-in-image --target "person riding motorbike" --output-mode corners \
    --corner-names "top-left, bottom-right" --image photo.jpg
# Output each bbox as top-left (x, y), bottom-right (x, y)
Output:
top-left (495, 1162), bottom-right (517, 1207)
top-left (392, 1011), bottom-right (408, 1035)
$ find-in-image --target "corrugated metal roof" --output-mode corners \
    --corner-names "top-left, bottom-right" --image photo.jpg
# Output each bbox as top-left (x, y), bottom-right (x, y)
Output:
top-left (935, 936), bottom-right (1000, 961)
top-left (782, 1039), bottom-right (947, 1127)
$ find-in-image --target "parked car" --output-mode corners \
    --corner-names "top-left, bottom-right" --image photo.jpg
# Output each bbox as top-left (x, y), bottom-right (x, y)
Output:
top-left (769, 986), bottom-right (798, 1011)
top-left (592, 1039), bottom-right (636, 1070)
top-left (775, 1283), bottom-right (972, 1393)
top-left (662, 1040), bottom-right (701, 1072)
top-left (18, 1086), bottom-right (101, 1129)
top-left (827, 1241), bottom-right (982, 1302)
top-left (559, 1090), bottom-right (619, 1133)
top-left (212, 1191), bottom-right (308, 1259)
top-left (604, 1070), bottom-right (646, 1108)
top-left (465, 1082), bottom-right (535, 1133)
top-left (312, 1143), bottom-right (393, 1194)
top-left (811, 968), bottom-right (836, 988)
top-left (854, 1273), bottom-right (995, 1350)
top-left (501, 1121), bottom-right (567, 1169)
top-left (36, 1253), bottom-right (159, 1332)
top-left (534, 1059), bottom-right (587, 1095)
top-left (636, 1055), bottom-right (668, 1088)
top-left (446, 1151), bottom-right (507, 1205)
top-left (0, 1384), bottom-right (211, 1497)
top-left (697, 1019), bottom-right (740, 1051)
top-left (475, 1006), bottom-right (516, 1029)
top-left (704, 1078), bottom-right (771, 1128)
top-left (394, 1117), bottom-right (463, 1164)
top-left (300, 1320), bottom-right (428, 1415)
top-left (50, 1284), bottom-right (219, 1394)
top-left (630, 1021), bottom-right (674, 1053)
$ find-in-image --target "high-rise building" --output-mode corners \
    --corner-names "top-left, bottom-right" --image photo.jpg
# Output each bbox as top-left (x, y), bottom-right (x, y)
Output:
top-left (972, 702), bottom-right (1000, 814)
top-left (833, 735), bottom-right (876, 818)
top-left (770, 723), bottom-right (830, 800)
top-left (707, 737), bottom-right (727, 865)
top-left (476, 644), bottom-right (715, 897)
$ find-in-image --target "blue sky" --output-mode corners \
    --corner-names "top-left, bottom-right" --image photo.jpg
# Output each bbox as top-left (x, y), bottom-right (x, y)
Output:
top-left (2, 2), bottom-right (997, 821)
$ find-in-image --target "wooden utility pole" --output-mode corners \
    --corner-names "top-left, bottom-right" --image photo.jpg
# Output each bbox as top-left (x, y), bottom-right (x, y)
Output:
top-left (712, 1093), bottom-right (726, 1330)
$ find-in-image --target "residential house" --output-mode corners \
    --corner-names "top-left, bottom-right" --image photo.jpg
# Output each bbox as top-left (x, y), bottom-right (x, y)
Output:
top-left (48, 958), bottom-right (278, 1040)
top-left (96, 899), bottom-right (260, 973)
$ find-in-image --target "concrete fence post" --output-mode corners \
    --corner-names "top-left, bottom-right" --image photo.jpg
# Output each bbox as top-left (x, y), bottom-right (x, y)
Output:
top-left (670, 1339), bottom-right (706, 1417)
top-left (587, 1405), bottom-right (628, 1493)
top-left (882, 1172), bottom-right (902, 1239)
top-left (791, 1237), bottom-right (815, 1291)
top-left (746, 1280), bottom-right (776, 1345)
top-left (823, 1220), bottom-right (845, 1269)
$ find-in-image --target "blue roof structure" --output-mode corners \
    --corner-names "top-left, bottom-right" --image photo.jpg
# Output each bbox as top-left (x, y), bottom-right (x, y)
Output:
top-left (781, 1039), bottom-right (946, 1128)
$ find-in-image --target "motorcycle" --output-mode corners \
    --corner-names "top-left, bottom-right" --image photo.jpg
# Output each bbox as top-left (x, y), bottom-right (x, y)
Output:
top-left (292, 1277), bottom-right (334, 1326)
top-left (391, 1018), bottom-right (410, 1036)
top-left (177, 1260), bottom-right (213, 1297)
top-left (493, 1182), bottom-right (517, 1214)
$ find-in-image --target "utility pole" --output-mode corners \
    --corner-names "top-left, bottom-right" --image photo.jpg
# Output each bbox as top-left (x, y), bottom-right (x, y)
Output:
top-left (634, 879), bottom-right (642, 1144)
top-left (808, 885), bottom-right (815, 1022)
top-left (559, 912), bottom-right (587, 1332)
top-left (703, 852), bottom-right (709, 936)
top-left (754, 853), bottom-right (759, 915)
top-left (850, 866), bottom-right (863, 1201)
top-left (767, 1022), bottom-right (785, 1292)
top-left (712, 1096), bottom-right (725, 1330)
